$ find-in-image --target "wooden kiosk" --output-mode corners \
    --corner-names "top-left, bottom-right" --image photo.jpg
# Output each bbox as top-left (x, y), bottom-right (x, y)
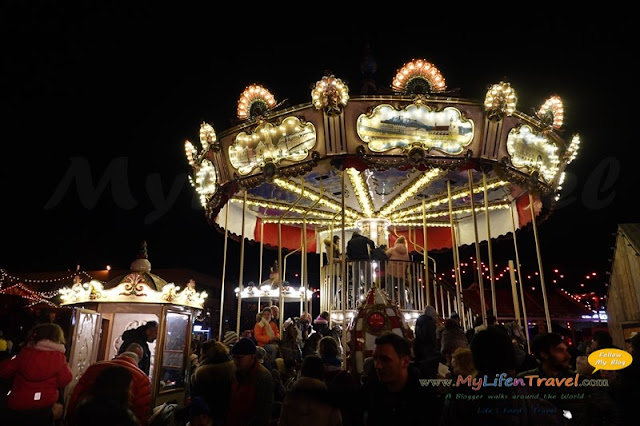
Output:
top-left (58, 245), bottom-right (208, 409)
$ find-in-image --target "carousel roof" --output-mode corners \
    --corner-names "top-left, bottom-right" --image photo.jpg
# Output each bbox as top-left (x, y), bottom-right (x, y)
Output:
top-left (57, 242), bottom-right (208, 309)
top-left (184, 59), bottom-right (580, 253)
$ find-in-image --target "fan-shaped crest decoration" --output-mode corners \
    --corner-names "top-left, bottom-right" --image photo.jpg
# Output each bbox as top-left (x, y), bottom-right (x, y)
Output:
top-left (538, 95), bottom-right (564, 129)
top-left (484, 82), bottom-right (517, 120)
top-left (199, 122), bottom-right (218, 152)
top-left (311, 75), bottom-right (349, 114)
top-left (185, 122), bottom-right (219, 207)
top-left (391, 59), bottom-right (446, 94)
top-left (237, 84), bottom-right (277, 120)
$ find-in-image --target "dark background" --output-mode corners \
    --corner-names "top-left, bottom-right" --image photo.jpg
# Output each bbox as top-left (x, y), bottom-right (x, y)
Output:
top-left (1, 5), bottom-right (635, 302)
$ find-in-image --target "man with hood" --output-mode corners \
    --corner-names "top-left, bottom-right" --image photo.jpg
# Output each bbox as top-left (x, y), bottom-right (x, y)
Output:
top-left (118, 320), bottom-right (158, 376)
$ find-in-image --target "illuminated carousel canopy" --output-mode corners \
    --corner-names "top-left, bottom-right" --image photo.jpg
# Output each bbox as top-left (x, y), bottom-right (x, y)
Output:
top-left (58, 242), bottom-right (208, 309)
top-left (184, 60), bottom-right (580, 252)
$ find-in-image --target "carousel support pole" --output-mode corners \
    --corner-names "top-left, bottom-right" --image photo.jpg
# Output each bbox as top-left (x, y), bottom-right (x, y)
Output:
top-left (428, 256), bottom-right (438, 312)
top-left (341, 166), bottom-right (347, 360)
top-left (447, 292), bottom-right (452, 318)
top-left (454, 223), bottom-right (467, 328)
top-left (327, 222), bottom-right (335, 319)
top-left (277, 179), bottom-right (305, 331)
top-left (405, 228), bottom-right (421, 311)
top-left (301, 189), bottom-right (322, 319)
top-left (258, 222), bottom-right (264, 312)
top-left (508, 260), bottom-right (521, 325)
top-left (301, 225), bottom-right (305, 316)
top-left (422, 200), bottom-right (430, 308)
top-left (313, 227), bottom-right (318, 318)
top-left (219, 202), bottom-right (230, 340)
top-left (440, 284), bottom-right (445, 319)
top-left (468, 169), bottom-right (487, 326)
top-left (236, 191), bottom-right (248, 336)
top-left (529, 192), bottom-right (552, 333)
top-left (278, 222), bottom-right (283, 332)
top-left (510, 202), bottom-right (531, 352)
top-left (483, 172), bottom-right (498, 317)
top-left (447, 180), bottom-right (463, 323)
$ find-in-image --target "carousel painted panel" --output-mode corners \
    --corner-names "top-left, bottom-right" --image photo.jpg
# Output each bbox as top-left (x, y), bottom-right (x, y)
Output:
top-left (228, 116), bottom-right (318, 176)
top-left (356, 103), bottom-right (474, 155)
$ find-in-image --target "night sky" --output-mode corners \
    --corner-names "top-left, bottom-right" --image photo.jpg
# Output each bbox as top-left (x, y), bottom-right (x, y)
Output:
top-left (1, 5), bottom-right (634, 299)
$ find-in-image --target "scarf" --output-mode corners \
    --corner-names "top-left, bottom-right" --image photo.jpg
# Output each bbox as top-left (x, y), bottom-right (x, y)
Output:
top-left (260, 317), bottom-right (275, 339)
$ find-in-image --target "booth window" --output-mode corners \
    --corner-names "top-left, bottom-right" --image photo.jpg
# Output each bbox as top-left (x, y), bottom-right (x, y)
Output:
top-left (160, 312), bottom-right (189, 392)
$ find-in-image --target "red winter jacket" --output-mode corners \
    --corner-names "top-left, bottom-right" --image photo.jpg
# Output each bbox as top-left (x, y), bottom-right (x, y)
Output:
top-left (65, 354), bottom-right (151, 426)
top-left (0, 339), bottom-right (72, 411)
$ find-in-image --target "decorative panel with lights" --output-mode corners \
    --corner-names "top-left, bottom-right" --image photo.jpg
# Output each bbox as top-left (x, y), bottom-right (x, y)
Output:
top-left (229, 117), bottom-right (317, 175)
top-left (356, 104), bottom-right (474, 154)
top-left (506, 125), bottom-right (561, 182)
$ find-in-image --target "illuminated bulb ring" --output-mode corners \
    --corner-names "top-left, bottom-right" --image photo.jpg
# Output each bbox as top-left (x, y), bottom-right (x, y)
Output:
top-left (237, 84), bottom-right (277, 120)
top-left (484, 82), bottom-right (517, 118)
top-left (311, 75), bottom-right (349, 112)
top-left (391, 59), bottom-right (446, 93)
top-left (538, 95), bottom-right (564, 128)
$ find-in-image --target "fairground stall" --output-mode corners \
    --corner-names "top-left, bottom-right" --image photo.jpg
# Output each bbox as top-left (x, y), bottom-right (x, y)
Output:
top-left (57, 244), bottom-right (208, 407)
top-left (183, 58), bottom-right (580, 373)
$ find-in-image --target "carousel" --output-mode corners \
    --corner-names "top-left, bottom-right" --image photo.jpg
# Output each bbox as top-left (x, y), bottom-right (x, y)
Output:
top-left (184, 59), bottom-right (580, 374)
top-left (57, 242), bottom-right (208, 407)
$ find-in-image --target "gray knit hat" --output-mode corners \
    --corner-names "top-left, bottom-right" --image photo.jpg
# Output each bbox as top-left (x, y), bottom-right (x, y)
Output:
top-left (223, 331), bottom-right (239, 348)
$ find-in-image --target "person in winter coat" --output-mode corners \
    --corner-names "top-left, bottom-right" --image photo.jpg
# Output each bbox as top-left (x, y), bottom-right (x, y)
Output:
top-left (347, 231), bottom-right (376, 289)
top-left (74, 365), bottom-right (140, 426)
top-left (0, 322), bottom-right (72, 425)
top-left (278, 355), bottom-right (342, 426)
top-left (190, 340), bottom-right (236, 426)
top-left (324, 235), bottom-right (342, 263)
top-left (227, 338), bottom-right (275, 426)
top-left (317, 336), bottom-right (360, 426)
top-left (385, 236), bottom-right (411, 306)
top-left (117, 320), bottom-right (158, 376)
top-left (313, 311), bottom-right (331, 337)
top-left (253, 308), bottom-right (280, 364)
top-left (440, 318), bottom-right (469, 367)
top-left (66, 350), bottom-right (151, 426)
top-left (413, 306), bottom-right (446, 379)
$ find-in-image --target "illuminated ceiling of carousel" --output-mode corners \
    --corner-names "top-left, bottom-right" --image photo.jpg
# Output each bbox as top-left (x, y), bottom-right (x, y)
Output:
top-left (230, 165), bottom-right (517, 229)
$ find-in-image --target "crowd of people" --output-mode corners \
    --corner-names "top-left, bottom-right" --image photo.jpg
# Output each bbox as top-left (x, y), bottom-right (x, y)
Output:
top-left (2, 306), bottom-right (640, 426)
